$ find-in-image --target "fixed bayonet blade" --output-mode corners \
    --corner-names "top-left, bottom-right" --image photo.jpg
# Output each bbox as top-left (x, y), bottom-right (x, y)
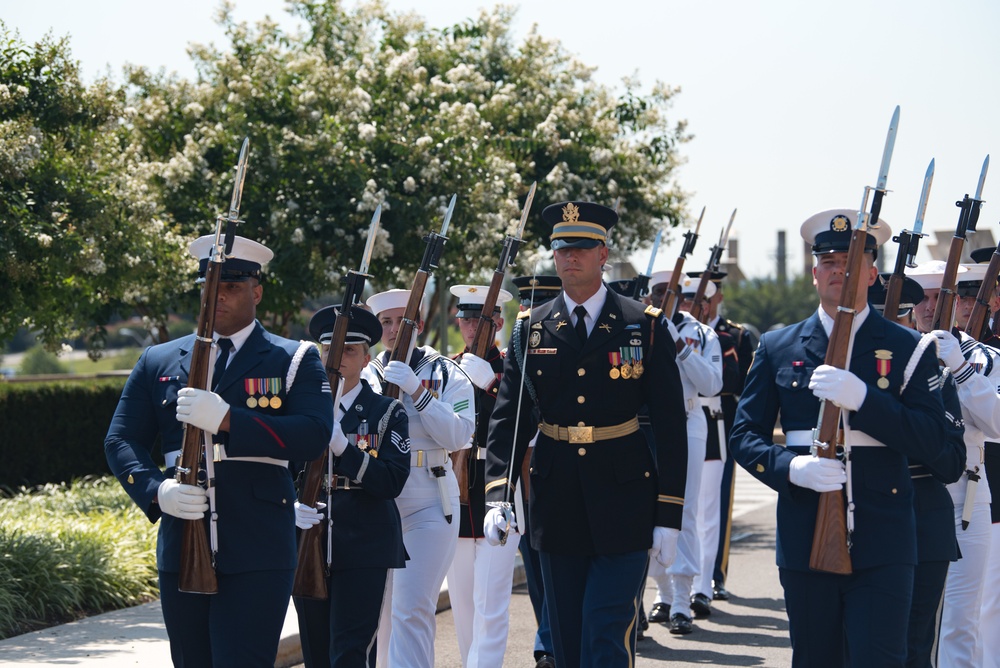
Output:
top-left (975, 154), bottom-right (990, 200)
top-left (876, 106), bottom-right (900, 192)
top-left (912, 158), bottom-right (934, 237)
top-left (720, 208), bottom-right (737, 250)
top-left (359, 203), bottom-right (382, 275)
top-left (439, 194), bottom-right (457, 236)
top-left (693, 206), bottom-right (706, 236)
top-left (645, 229), bottom-right (662, 276)
top-left (515, 182), bottom-right (537, 239)
top-left (227, 137), bottom-right (251, 222)
top-left (612, 196), bottom-right (621, 213)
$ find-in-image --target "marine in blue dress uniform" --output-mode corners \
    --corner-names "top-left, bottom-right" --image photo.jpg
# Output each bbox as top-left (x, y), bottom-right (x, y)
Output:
top-left (105, 236), bottom-right (334, 668)
top-left (868, 273), bottom-right (965, 667)
top-left (483, 201), bottom-right (689, 668)
top-left (292, 305), bottom-right (409, 668)
top-left (730, 209), bottom-right (950, 667)
top-left (509, 274), bottom-right (561, 668)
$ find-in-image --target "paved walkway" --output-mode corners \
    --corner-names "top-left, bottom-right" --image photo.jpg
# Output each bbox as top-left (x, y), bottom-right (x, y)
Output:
top-left (0, 468), bottom-right (782, 667)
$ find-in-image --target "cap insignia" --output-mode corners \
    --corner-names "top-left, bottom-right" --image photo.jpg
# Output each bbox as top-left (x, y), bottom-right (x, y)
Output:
top-left (830, 215), bottom-right (850, 233)
top-left (562, 202), bottom-right (580, 223)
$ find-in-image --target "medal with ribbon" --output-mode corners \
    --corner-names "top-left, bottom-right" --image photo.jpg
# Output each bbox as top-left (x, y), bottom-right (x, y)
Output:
top-left (874, 350), bottom-right (892, 390)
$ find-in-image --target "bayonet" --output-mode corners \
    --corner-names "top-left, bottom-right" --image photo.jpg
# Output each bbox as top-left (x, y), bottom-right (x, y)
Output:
top-left (645, 229), bottom-right (663, 277)
top-left (868, 106), bottom-right (900, 227)
top-left (359, 203), bottom-right (382, 276)
top-left (440, 194), bottom-right (457, 236)
top-left (976, 155), bottom-right (990, 201)
top-left (514, 182), bottom-right (537, 241)
top-left (719, 208), bottom-right (737, 252)
top-left (904, 159), bottom-right (934, 268)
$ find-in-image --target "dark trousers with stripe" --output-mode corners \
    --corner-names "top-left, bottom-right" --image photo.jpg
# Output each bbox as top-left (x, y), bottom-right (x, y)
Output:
top-left (520, 533), bottom-right (554, 658)
top-left (780, 563), bottom-right (914, 668)
top-left (905, 560), bottom-right (948, 668)
top-left (540, 549), bottom-right (648, 668)
top-left (159, 568), bottom-right (294, 668)
top-left (294, 567), bottom-right (389, 668)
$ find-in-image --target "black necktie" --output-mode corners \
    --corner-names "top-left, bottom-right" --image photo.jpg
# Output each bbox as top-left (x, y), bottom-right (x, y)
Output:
top-left (212, 338), bottom-right (233, 390)
top-left (574, 305), bottom-right (589, 344)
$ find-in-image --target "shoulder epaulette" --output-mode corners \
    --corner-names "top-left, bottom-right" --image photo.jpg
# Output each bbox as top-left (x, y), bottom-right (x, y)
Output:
top-left (726, 319), bottom-right (744, 331)
top-left (644, 305), bottom-right (663, 318)
top-left (517, 309), bottom-right (531, 320)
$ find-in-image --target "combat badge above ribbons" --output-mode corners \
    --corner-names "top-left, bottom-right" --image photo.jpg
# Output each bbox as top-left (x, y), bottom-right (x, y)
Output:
top-left (875, 349), bottom-right (892, 389)
top-left (529, 330), bottom-right (542, 348)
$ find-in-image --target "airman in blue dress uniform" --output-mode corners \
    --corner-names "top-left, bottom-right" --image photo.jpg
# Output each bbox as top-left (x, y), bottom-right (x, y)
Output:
top-left (730, 209), bottom-right (950, 667)
top-left (105, 236), bottom-right (334, 667)
top-left (483, 201), bottom-right (689, 668)
top-left (292, 304), bottom-right (409, 668)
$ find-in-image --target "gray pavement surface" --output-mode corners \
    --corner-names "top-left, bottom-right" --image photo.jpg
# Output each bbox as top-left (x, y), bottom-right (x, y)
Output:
top-left (0, 468), bottom-right (788, 667)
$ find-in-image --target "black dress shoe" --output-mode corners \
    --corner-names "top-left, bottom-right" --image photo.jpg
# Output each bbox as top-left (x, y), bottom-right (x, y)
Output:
top-left (668, 612), bottom-right (693, 635)
top-left (648, 601), bottom-right (671, 624)
top-left (712, 581), bottom-right (730, 601)
top-left (690, 592), bottom-right (712, 618)
top-left (535, 653), bottom-right (556, 668)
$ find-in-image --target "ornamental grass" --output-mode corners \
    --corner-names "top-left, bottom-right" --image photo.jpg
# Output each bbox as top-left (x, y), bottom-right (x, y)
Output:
top-left (0, 476), bottom-right (158, 639)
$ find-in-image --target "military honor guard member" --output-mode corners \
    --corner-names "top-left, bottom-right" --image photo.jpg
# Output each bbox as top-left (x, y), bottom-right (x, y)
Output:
top-left (510, 274), bottom-right (561, 668)
top-left (907, 260), bottom-right (1000, 667)
top-left (730, 210), bottom-right (951, 667)
top-left (642, 271), bottom-right (723, 634)
top-left (692, 270), bottom-right (757, 602)
top-left (483, 201), bottom-right (689, 668)
top-left (362, 289), bottom-right (476, 668)
top-left (105, 236), bottom-right (335, 667)
top-left (868, 273), bottom-right (966, 667)
top-left (444, 284), bottom-right (521, 668)
top-left (292, 305), bottom-right (409, 668)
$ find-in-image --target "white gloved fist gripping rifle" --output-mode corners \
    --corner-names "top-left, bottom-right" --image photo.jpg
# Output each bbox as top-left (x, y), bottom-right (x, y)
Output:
top-left (459, 353), bottom-right (497, 391)
top-left (808, 364), bottom-right (867, 412)
top-left (176, 388), bottom-right (230, 434)
top-left (384, 360), bottom-right (421, 396)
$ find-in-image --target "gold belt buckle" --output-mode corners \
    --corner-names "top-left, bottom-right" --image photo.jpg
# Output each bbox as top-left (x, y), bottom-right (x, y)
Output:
top-left (567, 426), bottom-right (594, 443)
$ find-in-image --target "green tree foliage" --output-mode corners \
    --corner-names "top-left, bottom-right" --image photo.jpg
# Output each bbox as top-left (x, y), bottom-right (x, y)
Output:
top-left (17, 344), bottom-right (67, 375)
top-left (724, 274), bottom-right (819, 334)
top-left (122, 0), bottom-right (690, 334)
top-left (0, 22), bottom-right (189, 354)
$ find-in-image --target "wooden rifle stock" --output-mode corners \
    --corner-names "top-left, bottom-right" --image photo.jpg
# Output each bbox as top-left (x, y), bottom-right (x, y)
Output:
top-left (688, 271), bottom-right (711, 323)
top-left (965, 246), bottom-right (1000, 342)
top-left (882, 229), bottom-right (920, 324)
top-left (659, 255), bottom-right (687, 318)
top-left (384, 271), bottom-right (431, 400)
top-left (931, 237), bottom-right (967, 331)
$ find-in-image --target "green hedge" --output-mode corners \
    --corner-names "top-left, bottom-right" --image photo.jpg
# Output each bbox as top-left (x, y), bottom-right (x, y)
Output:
top-left (0, 379), bottom-right (127, 489)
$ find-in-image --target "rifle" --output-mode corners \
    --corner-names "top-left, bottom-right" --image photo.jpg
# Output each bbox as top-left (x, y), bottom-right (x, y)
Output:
top-left (176, 137), bottom-right (251, 594)
top-left (931, 155), bottom-right (989, 330)
top-left (809, 106), bottom-right (899, 575)
top-left (292, 205), bottom-right (381, 600)
top-left (453, 184), bottom-right (536, 505)
top-left (658, 206), bottom-right (705, 318)
top-left (383, 195), bottom-right (455, 400)
top-left (883, 159), bottom-right (933, 322)
top-left (966, 241), bottom-right (1000, 341)
top-left (689, 209), bottom-right (736, 323)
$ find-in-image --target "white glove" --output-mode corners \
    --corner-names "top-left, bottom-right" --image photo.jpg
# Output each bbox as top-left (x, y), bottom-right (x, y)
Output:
top-left (157, 478), bottom-right (208, 520)
top-left (788, 455), bottom-right (847, 492)
top-left (329, 419), bottom-right (349, 457)
top-left (294, 501), bottom-right (326, 530)
top-left (808, 364), bottom-right (867, 412)
top-left (651, 526), bottom-right (680, 567)
top-left (665, 318), bottom-right (689, 356)
top-left (460, 353), bottom-right (496, 390)
top-left (384, 360), bottom-right (420, 396)
top-left (932, 329), bottom-right (966, 371)
top-left (483, 506), bottom-right (516, 546)
top-left (176, 387), bottom-right (230, 434)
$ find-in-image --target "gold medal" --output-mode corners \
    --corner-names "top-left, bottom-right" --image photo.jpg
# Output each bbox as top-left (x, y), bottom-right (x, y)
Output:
top-left (370, 450), bottom-right (379, 458)
top-left (357, 437), bottom-right (369, 450)
top-left (610, 367), bottom-right (621, 380)
top-left (246, 396), bottom-right (258, 408)
top-left (269, 396), bottom-right (282, 409)
top-left (633, 362), bottom-right (644, 379)
top-left (621, 361), bottom-right (633, 379)
top-left (877, 377), bottom-right (890, 390)
top-left (258, 395), bottom-right (270, 408)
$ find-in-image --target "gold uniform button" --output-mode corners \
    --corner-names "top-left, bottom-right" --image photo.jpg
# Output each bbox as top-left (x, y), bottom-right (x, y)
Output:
top-left (577, 396), bottom-right (585, 404)
top-left (791, 381), bottom-right (798, 388)
top-left (282, 498), bottom-right (287, 504)
top-left (891, 488), bottom-right (897, 495)
top-left (578, 447), bottom-right (587, 456)
top-left (644, 471), bottom-right (650, 478)
top-left (578, 421), bottom-right (586, 427)
top-left (536, 370), bottom-right (542, 376)
top-left (578, 368), bottom-right (586, 376)
top-left (127, 474), bottom-right (134, 485)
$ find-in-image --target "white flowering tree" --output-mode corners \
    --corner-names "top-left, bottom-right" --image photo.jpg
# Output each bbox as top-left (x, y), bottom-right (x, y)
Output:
top-left (0, 23), bottom-right (189, 352)
top-left (125, 1), bottom-right (690, 335)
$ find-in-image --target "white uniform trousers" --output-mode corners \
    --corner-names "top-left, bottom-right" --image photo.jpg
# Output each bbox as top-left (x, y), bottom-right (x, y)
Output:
top-left (938, 502), bottom-right (991, 668)
top-left (694, 458), bottom-right (724, 598)
top-left (650, 411), bottom-right (706, 613)
top-left (377, 464), bottom-right (460, 668)
top-left (446, 535), bottom-right (521, 667)
top-left (976, 521), bottom-right (1000, 667)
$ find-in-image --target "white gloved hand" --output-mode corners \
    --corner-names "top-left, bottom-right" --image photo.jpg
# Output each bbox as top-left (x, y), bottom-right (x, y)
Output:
top-left (176, 387), bottom-right (230, 434)
top-left (483, 506), bottom-right (516, 546)
top-left (157, 478), bottom-right (208, 520)
top-left (651, 526), bottom-right (680, 567)
top-left (932, 329), bottom-right (966, 371)
top-left (808, 364), bottom-right (867, 412)
top-left (460, 353), bottom-right (496, 391)
top-left (788, 455), bottom-right (847, 492)
top-left (665, 318), bottom-right (690, 357)
top-left (384, 360), bottom-right (421, 396)
top-left (294, 501), bottom-right (326, 530)
top-left (329, 420), bottom-right (349, 457)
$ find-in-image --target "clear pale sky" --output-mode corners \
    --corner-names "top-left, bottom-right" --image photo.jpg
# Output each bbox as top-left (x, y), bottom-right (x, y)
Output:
top-left (7, 0), bottom-right (1000, 279)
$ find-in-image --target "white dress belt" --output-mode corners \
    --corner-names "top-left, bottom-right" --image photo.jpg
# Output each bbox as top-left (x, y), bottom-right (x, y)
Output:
top-left (699, 396), bottom-right (723, 411)
top-left (410, 448), bottom-right (451, 467)
top-left (784, 430), bottom-right (886, 448)
top-left (162, 447), bottom-right (289, 468)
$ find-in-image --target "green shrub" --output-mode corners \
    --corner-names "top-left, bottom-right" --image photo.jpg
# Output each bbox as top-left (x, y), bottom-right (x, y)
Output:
top-left (0, 477), bottom-right (158, 639)
top-left (18, 346), bottom-right (68, 375)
